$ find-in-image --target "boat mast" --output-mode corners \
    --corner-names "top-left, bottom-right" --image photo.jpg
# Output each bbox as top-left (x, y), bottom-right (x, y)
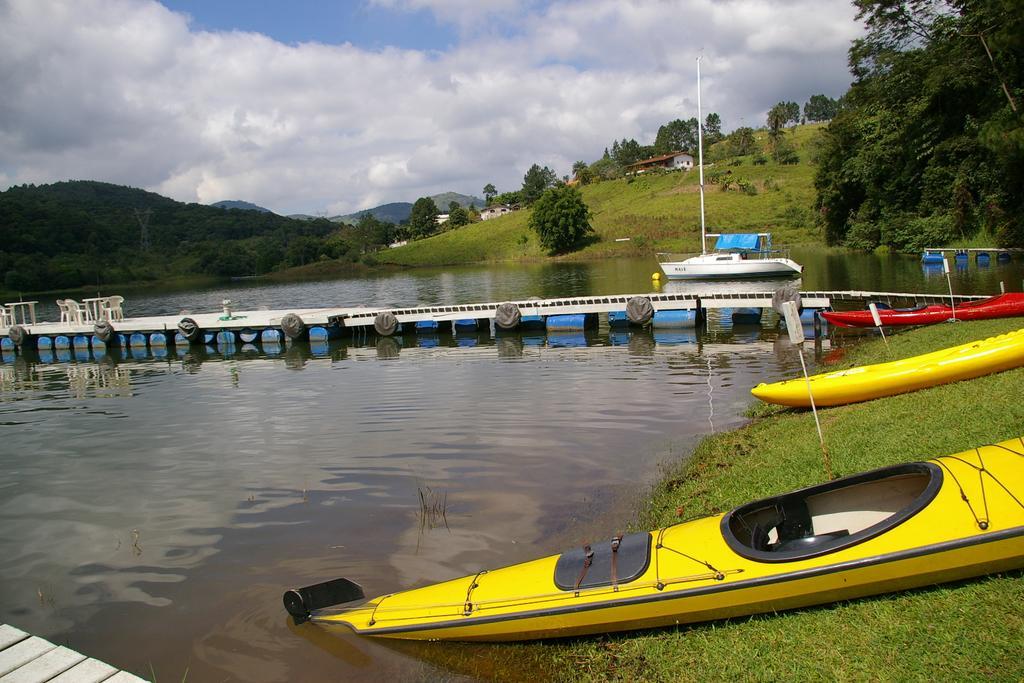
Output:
top-left (696, 56), bottom-right (706, 255)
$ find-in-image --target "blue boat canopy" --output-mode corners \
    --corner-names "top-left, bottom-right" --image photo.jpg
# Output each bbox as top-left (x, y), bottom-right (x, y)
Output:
top-left (715, 233), bottom-right (762, 251)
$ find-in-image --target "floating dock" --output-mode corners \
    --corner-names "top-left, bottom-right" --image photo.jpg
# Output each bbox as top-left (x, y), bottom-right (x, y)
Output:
top-left (0, 623), bottom-right (146, 682)
top-left (0, 289), bottom-right (990, 354)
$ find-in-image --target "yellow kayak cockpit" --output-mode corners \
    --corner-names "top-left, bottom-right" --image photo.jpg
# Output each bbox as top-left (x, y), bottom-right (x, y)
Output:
top-left (722, 463), bottom-right (941, 562)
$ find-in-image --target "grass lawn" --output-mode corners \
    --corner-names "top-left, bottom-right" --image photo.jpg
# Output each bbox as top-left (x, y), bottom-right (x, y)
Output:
top-left (379, 124), bottom-right (828, 268)
top-left (409, 318), bottom-right (1024, 681)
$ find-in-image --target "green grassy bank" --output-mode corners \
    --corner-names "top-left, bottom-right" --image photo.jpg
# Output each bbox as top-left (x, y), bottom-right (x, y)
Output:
top-left (408, 318), bottom-right (1024, 681)
top-left (538, 318), bottom-right (1024, 681)
top-left (380, 125), bottom-right (827, 268)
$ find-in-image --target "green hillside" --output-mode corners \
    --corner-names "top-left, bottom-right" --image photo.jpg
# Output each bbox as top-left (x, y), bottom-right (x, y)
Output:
top-left (0, 180), bottom-right (340, 292)
top-left (379, 124), bottom-right (826, 267)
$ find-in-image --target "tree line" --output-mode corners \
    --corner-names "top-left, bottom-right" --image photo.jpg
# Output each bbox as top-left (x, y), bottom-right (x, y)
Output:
top-left (814, 0), bottom-right (1023, 250)
top-left (0, 181), bottom-right (399, 291)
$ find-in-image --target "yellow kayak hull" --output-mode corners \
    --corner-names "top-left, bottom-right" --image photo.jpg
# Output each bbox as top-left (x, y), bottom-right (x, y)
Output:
top-left (751, 327), bottom-right (1024, 407)
top-left (307, 437), bottom-right (1024, 641)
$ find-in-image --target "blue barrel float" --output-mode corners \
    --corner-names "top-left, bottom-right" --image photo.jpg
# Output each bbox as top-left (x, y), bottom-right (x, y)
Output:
top-left (129, 332), bottom-right (149, 348)
top-left (653, 310), bottom-right (697, 328)
top-left (73, 334), bottom-right (92, 349)
top-left (216, 330), bottom-right (237, 346)
top-left (976, 252), bottom-right (990, 266)
top-left (997, 251), bottom-right (1011, 263)
top-left (261, 328), bottom-right (284, 344)
top-left (239, 330), bottom-right (259, 344)
top-left (607, 311), bottom-right (631, 328)
top-left (54, 335), bottom-right (72, 350)
top-left (454, 319), bottom-right (483, 332)
top-left (546, 313), bottom-right (596, 331)
top-left (309, 324), bottom-right (345, 341)
top-left (921, 250), bottom-right (944, 264)
top-left (37, 336), bottom-right (53, 350)
top-left (413, 320), bottom-right (441, 334)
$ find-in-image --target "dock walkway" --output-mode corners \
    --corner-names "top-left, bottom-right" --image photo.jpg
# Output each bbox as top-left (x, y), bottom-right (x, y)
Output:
top-left (0, 624), bottom-right (146, 682)
top-left (0, 289), bottom-right (990, 353)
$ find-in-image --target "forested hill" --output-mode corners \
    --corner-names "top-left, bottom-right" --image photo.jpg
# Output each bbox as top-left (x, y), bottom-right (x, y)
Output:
top-left (0, 180), bottom-right (340, 292)
top-left (814, 0), bottom-right (1024, 250)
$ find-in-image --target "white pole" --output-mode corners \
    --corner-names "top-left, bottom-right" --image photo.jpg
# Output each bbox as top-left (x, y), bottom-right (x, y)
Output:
top-left (782, 302), bottom-right (833, 479)
top-left (942, 257), bottom-right (957, 321)
top-left (869, 303), bottom-right (890, 355)
top-left (696, 56), bottom-right (706, 255)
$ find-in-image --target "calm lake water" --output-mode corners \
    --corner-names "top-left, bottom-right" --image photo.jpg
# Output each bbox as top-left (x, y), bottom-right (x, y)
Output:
top-left (1, 249), bottom-right (1021, 681)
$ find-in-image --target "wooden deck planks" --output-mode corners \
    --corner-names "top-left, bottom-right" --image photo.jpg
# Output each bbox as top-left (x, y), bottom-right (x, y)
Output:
top-left (0, 646), bottom-right (85, 682)
top-left (47, 659), bottom-right (118, 683)
top-left (0, 625), bottom-right (146, 683)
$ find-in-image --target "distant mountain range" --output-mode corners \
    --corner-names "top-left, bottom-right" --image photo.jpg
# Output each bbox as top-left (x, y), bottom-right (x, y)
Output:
top-left (211, 192), bottom-right (484, 224)
top-left (211, 200), bottom-right (273, 213)
top-left (334, 192), bottom-right (484, 224)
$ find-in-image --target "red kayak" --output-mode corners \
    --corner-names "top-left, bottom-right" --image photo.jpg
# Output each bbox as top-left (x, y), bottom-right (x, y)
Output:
top-left (822, 293), bottom-right (1024, 328)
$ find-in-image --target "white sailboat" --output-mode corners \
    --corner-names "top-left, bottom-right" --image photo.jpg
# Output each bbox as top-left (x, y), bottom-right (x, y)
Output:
top-left (657, 57), bottom-right (802, 281)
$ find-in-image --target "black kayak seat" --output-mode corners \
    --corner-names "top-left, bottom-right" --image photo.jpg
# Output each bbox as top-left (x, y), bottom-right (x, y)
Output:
top-left (774, 529), bottom-right (850, 552)
top-left (554, 532), bottom-right (652, 591)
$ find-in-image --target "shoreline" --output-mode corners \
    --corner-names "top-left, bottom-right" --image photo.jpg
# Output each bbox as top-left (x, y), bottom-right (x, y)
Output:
top-left (408, 317), bottom-right (1024, 681)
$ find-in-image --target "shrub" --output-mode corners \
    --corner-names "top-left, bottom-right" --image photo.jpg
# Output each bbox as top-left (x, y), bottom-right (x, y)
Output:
top-left (888, 214), bottom-right (956, 251)
top-left (528, 185), bottom-right (593, 254)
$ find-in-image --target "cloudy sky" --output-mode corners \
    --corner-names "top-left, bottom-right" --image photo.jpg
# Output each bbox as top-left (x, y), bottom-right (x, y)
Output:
top-left (0, 0), bottom-right (863, 216)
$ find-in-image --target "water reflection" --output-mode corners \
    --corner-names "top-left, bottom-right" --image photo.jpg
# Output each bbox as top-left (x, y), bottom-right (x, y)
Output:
top-left (4, 251), bottom-right (1021, 681)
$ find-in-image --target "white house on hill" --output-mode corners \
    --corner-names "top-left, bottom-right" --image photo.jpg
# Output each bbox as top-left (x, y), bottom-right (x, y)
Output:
top-left (626, 151), bottom-right (694, 174)
top-left (481, 205), bottom-right (512, 221)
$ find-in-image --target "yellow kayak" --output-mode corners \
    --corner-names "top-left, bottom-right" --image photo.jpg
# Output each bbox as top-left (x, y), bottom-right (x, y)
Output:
top-left (751, 327), bottom-right (1024, 407)
top-left (284, 437), bottom-right (1024, 641)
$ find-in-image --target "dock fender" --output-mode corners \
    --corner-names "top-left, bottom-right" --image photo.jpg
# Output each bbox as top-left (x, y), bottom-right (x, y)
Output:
top-left (93, 320), bottom-right (116, 343)
top-left (178, 317), bottom-right (203, 343)
top-left (772, 284), bottom-right (803, 317)
top-left (494, 302), bottom-right (521, 329)
top-left (281, 313), bottom-right (307, 340)
top-left (626, 296), bottom-right (654, 325)
top-left (8, 325), bottom-right (27, 347)
top-left (373, 311), bottom-right (398, 336)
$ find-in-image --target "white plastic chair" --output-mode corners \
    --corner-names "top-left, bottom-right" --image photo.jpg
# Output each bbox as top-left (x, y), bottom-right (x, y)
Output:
top-left (102, 295), bottom-right (125, 321)
top-left (56, 299), bottom-right (72, 324)
top-left (63, 299), bottom-right (87, 324)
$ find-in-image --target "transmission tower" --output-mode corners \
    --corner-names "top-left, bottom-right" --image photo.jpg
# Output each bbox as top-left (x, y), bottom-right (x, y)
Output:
top-left (134, 208), bottom-right (152, 251)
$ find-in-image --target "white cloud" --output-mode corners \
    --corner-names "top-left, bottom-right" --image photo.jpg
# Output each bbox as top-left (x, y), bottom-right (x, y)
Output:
top-left (0, 0), bottom-right (862, 215)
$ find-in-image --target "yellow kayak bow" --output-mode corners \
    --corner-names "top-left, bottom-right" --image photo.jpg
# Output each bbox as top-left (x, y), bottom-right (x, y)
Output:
top-left (751, 327), bottom-right (1024, 407)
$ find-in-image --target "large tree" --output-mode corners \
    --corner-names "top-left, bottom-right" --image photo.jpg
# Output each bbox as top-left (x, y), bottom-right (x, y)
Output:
top-left (815, 0), bottom-right (1024, 249)
top-left (529, 185), bottom-right (592, 254)
top-left (483, 183), bottom-right (497, 205)
top-left (803, 94), bottom-right (839, 122)
top-left (408, 196), bottom-right (440, 239)
top-left (447, 201), bottom-right (470, 228)
top-left (521, 164), bottom-right (558, 204)
top-left (653, 119), bottom-right (699, 155)
top-left (703, 113), bottom-right (723, 144)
